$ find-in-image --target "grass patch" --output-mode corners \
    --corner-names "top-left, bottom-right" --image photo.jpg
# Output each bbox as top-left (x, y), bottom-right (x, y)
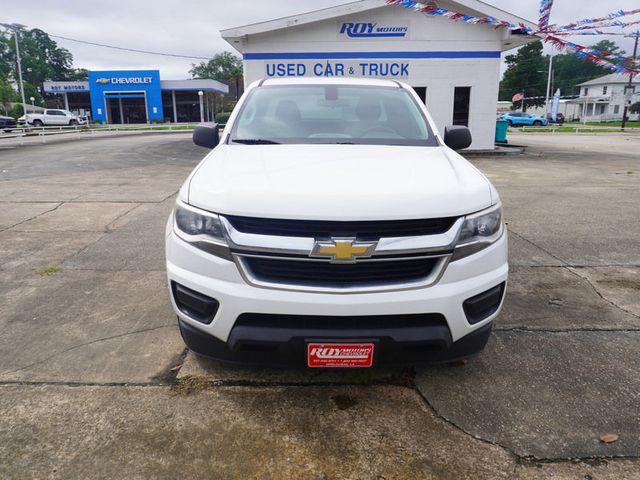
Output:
top-left (39, 263), bottom-right (61, 276)
top-left (517, 127), bottom-right (620, 133)
top-left (171, 375), bottom-right (213, 395)
top-left (565, 121), bottom-right (640, 128)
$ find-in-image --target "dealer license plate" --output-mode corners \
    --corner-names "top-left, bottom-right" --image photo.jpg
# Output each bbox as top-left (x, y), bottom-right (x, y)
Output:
top-left (307, 343), bottom-right (374, 368)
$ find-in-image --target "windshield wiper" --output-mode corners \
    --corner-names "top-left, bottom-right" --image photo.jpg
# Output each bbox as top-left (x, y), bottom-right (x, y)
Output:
top-left (232, 139), bottom-right (280, 145)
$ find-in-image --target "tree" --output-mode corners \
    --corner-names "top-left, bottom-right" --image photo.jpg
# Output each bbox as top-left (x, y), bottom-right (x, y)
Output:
top-left (0, 73), bottom-right (17, 115)
top-left (68, 68), bottom-right (89, 81)
top-left (500, 39), bottom-right (629, 108)
top-left (0, 29), bottom-right (75, 87)
top-left (23, 82), bottom-right (44, 107)
top-left (0, 27), bottom-right (79, 112)
top-left (551, 40), bottom-right (625, 96)
top-left (499, 41), bottom-right (547, 110)
top-left (190, 51), bottom-right (243, 100)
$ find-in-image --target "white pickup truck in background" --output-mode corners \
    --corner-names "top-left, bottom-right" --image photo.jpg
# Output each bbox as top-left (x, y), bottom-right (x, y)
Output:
top-left (18, 109), bottom-right (86, 127)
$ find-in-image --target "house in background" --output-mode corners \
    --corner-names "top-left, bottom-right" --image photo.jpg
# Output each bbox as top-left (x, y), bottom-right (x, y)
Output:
top-left (568, 73), bottom-right (639, 122)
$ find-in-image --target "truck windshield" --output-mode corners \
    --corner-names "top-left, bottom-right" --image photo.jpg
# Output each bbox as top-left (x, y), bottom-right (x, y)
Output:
top-left (229, 85), bottom-right (437, 146)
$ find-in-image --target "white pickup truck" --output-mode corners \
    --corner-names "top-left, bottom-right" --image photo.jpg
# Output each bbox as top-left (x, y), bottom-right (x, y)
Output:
top-left (166, 77), bottom-right (508, 368)
top-left (19, 109), bottom-right (85, 127)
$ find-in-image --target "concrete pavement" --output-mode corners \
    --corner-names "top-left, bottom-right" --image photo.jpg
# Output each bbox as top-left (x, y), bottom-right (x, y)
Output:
top-left (1, 132), bottom-right (639, 478)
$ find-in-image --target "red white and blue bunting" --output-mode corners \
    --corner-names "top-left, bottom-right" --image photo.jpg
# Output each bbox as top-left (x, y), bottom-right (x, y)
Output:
top-left (552, 8), bottom-right (640, 32)
top-left (385, 1), bottom-right (535, 33)
top-left (545, 35), bottom-right (637, 73)
top-left (385, 0), bottom-right (639, 76)
top-left (538, 0), bottom-right (554, 31)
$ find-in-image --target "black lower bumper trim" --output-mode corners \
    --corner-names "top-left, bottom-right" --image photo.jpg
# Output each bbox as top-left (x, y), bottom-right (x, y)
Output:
top-left (178, 318), bottom-right (493, 368)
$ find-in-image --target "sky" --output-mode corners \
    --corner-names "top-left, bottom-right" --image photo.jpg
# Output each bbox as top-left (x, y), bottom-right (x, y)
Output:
top-left (2, 0), bottom-right (639, 79)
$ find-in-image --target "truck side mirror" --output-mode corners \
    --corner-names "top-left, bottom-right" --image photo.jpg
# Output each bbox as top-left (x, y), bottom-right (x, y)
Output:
top-left (193, 123), bottom-right (220, 149)
top-left (444, 126), bottom-right (472, 151)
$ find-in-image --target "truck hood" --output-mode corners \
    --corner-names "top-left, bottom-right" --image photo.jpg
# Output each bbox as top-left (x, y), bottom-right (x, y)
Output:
top-left (187, 144), bottom-right (493, 220)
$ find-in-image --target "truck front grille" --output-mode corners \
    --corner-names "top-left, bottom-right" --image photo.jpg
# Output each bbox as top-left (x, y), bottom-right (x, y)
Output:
top-left (239, 255), bottom-right (443, 291)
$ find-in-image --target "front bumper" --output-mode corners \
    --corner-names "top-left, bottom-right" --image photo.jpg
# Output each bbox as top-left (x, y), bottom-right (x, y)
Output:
top-left (166, 226), bottom-right (508, 367)
top-left (178, 316), bottom-right (494, 367)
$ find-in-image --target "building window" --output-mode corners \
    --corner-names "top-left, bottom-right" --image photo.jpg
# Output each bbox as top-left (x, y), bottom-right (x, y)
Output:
top-left (583, 87), bottom-right (589, 96)
top-left (453, 87), bottom-right (471, 126)
top-left (603, 86), bottom-right (608, 95)
top-left (614, 105), bottom-right (620, 114)
top-left (412, 86), bottom-right (427, 105)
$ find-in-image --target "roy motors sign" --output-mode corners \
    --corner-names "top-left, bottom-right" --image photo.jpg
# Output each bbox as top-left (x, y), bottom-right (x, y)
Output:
top-left (339, 22), bottom-right (409, 38)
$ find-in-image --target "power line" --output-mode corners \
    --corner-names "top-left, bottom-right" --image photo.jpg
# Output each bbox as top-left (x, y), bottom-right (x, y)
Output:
top-left (46, 33), bottom-right (211, 61)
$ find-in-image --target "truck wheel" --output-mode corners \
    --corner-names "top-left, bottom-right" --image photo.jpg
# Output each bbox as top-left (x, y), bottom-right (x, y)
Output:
top-left (32, 120), bottom-right (43, 127)
top-left (533, 120), bottom-right (542, 126)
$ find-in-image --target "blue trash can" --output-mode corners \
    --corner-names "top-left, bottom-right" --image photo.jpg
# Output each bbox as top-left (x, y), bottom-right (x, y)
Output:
top-left (495, 120), bottom-right (508, 144)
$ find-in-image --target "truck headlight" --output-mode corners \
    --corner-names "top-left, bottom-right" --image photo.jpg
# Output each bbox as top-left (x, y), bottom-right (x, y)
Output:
top-left (452, 203), bottom-right (503, 261)
top-left (174, 200), bottom-right (231, 260)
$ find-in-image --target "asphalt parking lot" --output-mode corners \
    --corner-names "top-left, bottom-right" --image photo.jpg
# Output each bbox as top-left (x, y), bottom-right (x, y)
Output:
top-left (1, 132), bottom-right (639, 479)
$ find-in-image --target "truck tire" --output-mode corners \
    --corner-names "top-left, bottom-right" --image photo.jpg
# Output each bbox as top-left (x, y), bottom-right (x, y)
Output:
top-left (32, 119), bottom-right (43, 127)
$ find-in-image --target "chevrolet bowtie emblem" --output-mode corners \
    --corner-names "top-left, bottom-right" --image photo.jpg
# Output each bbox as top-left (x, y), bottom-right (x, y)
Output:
top-left (311, 238), bottom-right (377, 263)
top-left (95, 77), bottom-right (110, 84)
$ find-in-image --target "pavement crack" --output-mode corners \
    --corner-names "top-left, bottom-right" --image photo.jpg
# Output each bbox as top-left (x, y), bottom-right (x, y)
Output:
top-left (0, 201), bottom-right (65, 233)
top-left (508, 228), bottom-right (570, 266)
top-left (0, 381), bottom-right (168, 388)
top-left (415, 384), bottom-right (640, 463)
top-left (160, 190), bottom-right (179, 203)
top-left (508, 228), bottom-right (640, 320)
top-left (568, 267), bottom-right (640, 320)
top-left (104, 202), bottom-right (142, 232)
top-left (0, 324), bottom-right (176, 378)
top-left (412, 384), bottom-right (521, 461)
top-left (494, 326), bottom-right (640, 333)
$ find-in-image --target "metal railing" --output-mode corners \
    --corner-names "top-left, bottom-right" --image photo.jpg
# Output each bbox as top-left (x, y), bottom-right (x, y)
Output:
top-left (0, 122), bottom-right (203, 145)
top-left (515, 124), bottom-right (638, 133)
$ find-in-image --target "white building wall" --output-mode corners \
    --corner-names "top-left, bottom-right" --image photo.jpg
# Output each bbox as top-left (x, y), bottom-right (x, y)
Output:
top-left (235, 5), bottom-right (509, 149)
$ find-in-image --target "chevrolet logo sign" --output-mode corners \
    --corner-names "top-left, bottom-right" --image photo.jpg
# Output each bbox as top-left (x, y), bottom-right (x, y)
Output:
top-left (311, 238), bottom-right (377, 263)
top-left (95, 78), bottom-right (110, 84)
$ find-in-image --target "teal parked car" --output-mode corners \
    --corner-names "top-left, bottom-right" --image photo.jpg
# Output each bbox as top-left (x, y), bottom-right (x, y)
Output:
top-left (499, 112), bottom-right (548, 127)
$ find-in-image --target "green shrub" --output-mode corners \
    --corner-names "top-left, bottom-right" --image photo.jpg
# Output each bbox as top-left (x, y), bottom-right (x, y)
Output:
top-left (9, 104), bottom-right (24, 119)
top-left (214, 112), bottom-right (232, 124)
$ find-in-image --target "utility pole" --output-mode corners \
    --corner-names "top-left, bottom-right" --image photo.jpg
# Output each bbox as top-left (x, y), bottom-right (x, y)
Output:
top-left (621, 31), bottom-right (639, 131)
top-left (0, 23), bottom-right (28, 117)
top-left (544, 52), bottom-right (554, 117)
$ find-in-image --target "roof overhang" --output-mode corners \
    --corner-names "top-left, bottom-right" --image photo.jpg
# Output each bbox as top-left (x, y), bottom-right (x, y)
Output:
top-left (160, 79), bottom-right (229, 94)
top-left (221, 0), bottom-right (539, 53)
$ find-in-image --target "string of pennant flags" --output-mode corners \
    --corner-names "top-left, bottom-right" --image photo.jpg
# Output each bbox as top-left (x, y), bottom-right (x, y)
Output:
top-left (553, 8), bottom-right (640, 31)
top-left (552, 31), bottom-right (637, 36)
top-left (550, 18), bottom-right (640, 33)
top-left (386, 0), bottom-right (640, 75)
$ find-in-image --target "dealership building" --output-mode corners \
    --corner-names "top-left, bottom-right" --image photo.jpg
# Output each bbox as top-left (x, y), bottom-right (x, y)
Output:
top-left (43, 70), bottom-right (228, 124)
top-left (222, 0), bottom-right (535, 149)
